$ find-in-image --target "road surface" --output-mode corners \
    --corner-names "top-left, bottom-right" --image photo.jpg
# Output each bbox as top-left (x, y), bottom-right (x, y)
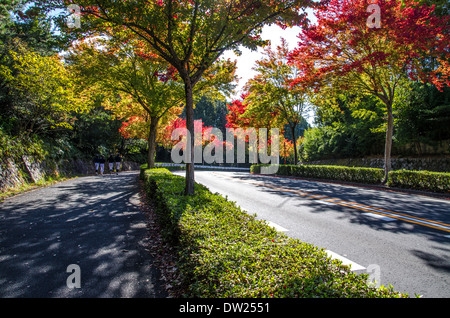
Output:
top-left (173, 170), bottom-right (450, 298)
top-left (0, 171), bottom-right (167, 298)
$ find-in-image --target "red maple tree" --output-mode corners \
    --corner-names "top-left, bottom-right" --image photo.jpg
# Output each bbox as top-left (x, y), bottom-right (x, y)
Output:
top-left (289, 0), bottom-right (450, 181)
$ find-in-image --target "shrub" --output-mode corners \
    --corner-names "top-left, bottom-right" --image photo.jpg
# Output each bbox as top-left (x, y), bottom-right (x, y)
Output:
top-left (387, 170), bottom-right (450, 193)
top-left (252, 164), bottom-right (384, 184)
top-left (251, 164), bottom-right (449, 194)
top-left (142, 168), bottom-right (406, 298)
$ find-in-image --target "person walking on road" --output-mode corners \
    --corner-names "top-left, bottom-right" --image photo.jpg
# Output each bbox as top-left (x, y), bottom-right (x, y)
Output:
top-left (115, 153), bottom-right (122, 175)
top-left (94, 154), bottom-right (102, 175)
top-left (99, 155), bottom-right (105, 175)
top-left (108, 154), bottom-right (115, 174)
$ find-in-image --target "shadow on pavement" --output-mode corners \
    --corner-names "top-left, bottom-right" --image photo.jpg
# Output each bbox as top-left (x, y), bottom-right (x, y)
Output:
top-left (0, 171), bottom-right (167, 298)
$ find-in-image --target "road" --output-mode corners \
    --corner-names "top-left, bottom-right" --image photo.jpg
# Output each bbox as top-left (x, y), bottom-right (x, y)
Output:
top-left (0, 171), bottom-right (167, 298)
top-left (173, 170), bottom-right (450, 298)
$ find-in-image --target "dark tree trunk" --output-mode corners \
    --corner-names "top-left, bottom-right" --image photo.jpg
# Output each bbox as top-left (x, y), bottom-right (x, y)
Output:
top-left (147, 117), bottom-right (159, 169)
top-left (184, 79), bottom-right (195, 195)
top-left (383, 101), bottom-right (394, 184)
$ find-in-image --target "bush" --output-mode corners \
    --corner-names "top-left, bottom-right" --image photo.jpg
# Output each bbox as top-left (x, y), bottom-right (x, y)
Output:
top-left (251, 164), bottom-right (449, 194)
top-left (142, 168), bottom-right (406, 298)
top-left (387, 170), bottom-right (450, 193)
top-left (251, 164), bottom-right (384, 185)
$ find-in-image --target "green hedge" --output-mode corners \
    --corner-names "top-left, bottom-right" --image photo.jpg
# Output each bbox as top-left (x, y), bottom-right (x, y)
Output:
top-left (251, 164), bottom-right (384, 185)
top-left (387, 170), bottom-right (450, 193)
top-left (251, 164), bottom-right (449, 193)
top-left (142, 168), bottom-right (406, 298)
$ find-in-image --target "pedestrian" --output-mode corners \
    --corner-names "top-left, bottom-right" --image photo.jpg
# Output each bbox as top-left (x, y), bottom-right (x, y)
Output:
top-left (94, 154), bottom-right (101, 175)
top-left (114, 153), bottom-right (122, 175)
top-left (99, 155), bottom-right (105, 175)
top-left (108, 154), bottom-right (115, 174)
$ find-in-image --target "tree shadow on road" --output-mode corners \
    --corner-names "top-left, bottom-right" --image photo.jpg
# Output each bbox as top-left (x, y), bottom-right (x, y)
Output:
top-left (0, 172), bottom-right (168, 298)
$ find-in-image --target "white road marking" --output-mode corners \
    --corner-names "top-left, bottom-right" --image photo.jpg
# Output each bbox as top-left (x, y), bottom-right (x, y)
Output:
top-left (282, 191), bottom-right (298, 196)
top-left (317, 200), bottom-right (336, 205)
top-left (266, 221), bottom-right (289, 232)
top-left (325, 250), bottom-right (366, 272)
top-left (362, 212), bottom-right (397, 222)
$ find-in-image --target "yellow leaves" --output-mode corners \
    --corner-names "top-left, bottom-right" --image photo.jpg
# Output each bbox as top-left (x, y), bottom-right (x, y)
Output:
top-left (2, 45), bottom-right (90, 134)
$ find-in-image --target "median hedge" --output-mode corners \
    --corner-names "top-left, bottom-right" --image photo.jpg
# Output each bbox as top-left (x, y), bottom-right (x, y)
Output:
top-left (387, 169), bottom-right (450, 193)
top-left (251, 164), bottom-right (449, 193)
top-left (142, 167), bottom-right (406, 298)
top-left (251, 164), bottom-right (385, 184)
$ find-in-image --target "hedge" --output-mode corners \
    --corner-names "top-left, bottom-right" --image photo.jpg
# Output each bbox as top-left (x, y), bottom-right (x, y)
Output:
top-left (251, 164), bottom-right (449, 194)
top-left (141, 168), bottom-right (406, 298)
top-left (387, 170), bottom-right (450, 193)
top-left (251, 164), bottom-right (385, 185)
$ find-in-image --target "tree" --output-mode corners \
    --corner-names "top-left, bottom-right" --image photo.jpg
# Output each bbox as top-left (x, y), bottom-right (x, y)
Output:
top-left (0, 41), bottom-right (83, 137)
top-left (67, 35), bottom-right (185, 168)
top-left (244, 38), bottom-right (307, 164)
top-left (289, 0), bottom-right (450, 182)
top-left (50, 0), bottom-right (315, 194)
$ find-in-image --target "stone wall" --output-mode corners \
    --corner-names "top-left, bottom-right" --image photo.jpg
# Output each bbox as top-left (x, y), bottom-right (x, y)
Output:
top-left (300, 157), bottom-right (450, 173)
top-left (0, 156), bottom-right (142, 193)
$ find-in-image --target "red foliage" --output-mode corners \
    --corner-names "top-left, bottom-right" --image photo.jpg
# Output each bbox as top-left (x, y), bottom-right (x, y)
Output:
top-left (161, 117), bottom-right (216, 148)
top-left (225, 93), bottom-right (251, 129)
top-left (288, 0), bottom-right (450, 92)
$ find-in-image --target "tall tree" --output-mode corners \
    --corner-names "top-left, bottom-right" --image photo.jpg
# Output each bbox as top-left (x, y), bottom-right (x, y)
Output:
top-left (244, 38), bottom-right (307, 164)
top-left (67, 35), bottom-right (185, 168)
top-left (50, 0), bottom-right (315, 194)
top-left (289, 0), bottom-right (450, 182)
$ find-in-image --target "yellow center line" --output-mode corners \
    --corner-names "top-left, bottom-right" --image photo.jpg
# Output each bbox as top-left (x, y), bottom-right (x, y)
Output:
top-left (255, 182), bottom-right (450, 233)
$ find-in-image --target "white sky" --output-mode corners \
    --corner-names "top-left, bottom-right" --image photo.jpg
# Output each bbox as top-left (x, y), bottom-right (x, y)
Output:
top-left (221, 23), bottom-right (317, 125)
top-left (221, 24), bottom-right (303, 100)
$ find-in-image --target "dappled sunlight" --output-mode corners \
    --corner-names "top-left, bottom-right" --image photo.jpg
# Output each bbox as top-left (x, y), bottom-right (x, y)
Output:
top-left (0, 172), bottom-right (166, 298)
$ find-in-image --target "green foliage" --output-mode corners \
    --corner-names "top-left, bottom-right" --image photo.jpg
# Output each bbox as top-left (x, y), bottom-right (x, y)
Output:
top-left (0, 43), bottom-right (84, 136)
top-left (190, 96), bottom-right (228, 133)
top-left (251, 164), bottom-right (450, 194)
top-left (251, 164), bottom-right (385, 185)
top-left (142, 168), bottom-right (406, 298)
top-left (71, 105), bottom-right (123, 157)
top-left (302, 90), bottom-right (385, 161)
top-left (395, 82), bottom-right (450, 152)
top-left (387, 170), bottom-right (450, 193)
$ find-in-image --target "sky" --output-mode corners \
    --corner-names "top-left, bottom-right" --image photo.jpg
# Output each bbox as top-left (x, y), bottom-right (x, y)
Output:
top-left (221, 24), bottom-right (304, 100)
top-left (221, 24), bottom-right (317, 125)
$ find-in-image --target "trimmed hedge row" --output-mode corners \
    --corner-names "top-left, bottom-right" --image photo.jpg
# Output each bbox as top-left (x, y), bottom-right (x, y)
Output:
top-left (251, 164), bottom-right (450, 193)
top-left (387, 170), bottom-right (450, 193)
top-left (251, 164), bottom-right (385, 184)
top-left (142, 167), bottom-right (406, 298)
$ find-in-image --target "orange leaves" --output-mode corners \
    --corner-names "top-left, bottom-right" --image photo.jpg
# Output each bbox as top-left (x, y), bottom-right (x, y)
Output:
top-left (225, 94), bottom-right (250, 129)
top-left (289, 0), bottom-right (450, 93)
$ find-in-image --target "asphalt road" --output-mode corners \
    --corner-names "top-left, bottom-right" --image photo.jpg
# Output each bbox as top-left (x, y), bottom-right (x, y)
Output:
top-left (173, 170), bottom-right (450, 298)
top-left (0, 171), bottom-right (167, 298)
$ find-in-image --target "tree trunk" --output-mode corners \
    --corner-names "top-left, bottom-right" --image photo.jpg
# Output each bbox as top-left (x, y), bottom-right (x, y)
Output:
top-left (184, 79), bottom-right (195, 195)
top-left (147, 117), bottom-right (159, 169)
top-left (290, 123), bottom-right (298, 165)
top-left (383, 101), bottom-right (394, 184)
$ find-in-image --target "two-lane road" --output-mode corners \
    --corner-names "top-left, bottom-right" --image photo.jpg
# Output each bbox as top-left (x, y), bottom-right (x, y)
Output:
top-left (173, 170), bottom-right (450, 298)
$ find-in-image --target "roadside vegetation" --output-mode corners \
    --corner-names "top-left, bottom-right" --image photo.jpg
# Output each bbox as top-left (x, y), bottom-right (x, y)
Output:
top-left (251, 164), bottom-right (450, 194)
top-left (141, 167), bottom-right (408, 298)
